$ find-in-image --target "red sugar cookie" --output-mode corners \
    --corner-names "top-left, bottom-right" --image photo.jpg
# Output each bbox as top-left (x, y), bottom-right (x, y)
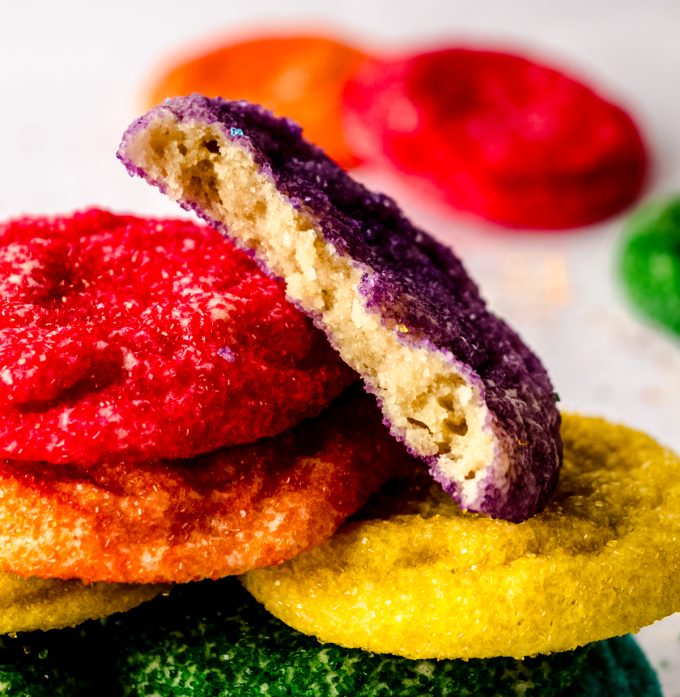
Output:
top-left (343, 48), bottom-right (648, 228)
top-left (0, 209), bottom-right (354, 464)
top-left (147, 33), bottom-right (369, 168)
top-left (0, 387), bottom-right (414, 584)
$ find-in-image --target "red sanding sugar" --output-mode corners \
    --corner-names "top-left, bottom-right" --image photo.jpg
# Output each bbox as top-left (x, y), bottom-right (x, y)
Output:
top-left (343, 48), bottom-right (648, 229)
top-left (0, 209), bottom-right (355, 464)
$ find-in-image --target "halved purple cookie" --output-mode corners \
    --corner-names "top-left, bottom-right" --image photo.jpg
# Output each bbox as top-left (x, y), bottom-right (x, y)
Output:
top-left (118, 95), bottom-right (562, 522)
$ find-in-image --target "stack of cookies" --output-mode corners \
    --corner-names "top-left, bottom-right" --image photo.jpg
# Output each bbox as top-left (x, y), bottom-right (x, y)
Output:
top-left (0, 97), bottom-right (676, 695)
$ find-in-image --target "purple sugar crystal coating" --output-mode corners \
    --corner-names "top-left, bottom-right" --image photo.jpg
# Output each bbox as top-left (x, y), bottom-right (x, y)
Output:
top-left (118, 95), bottom-right (562, 522)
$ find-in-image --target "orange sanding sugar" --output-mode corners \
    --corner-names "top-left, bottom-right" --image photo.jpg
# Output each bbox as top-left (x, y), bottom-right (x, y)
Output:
top-left (146, 33), bottom-right (368, 168)
top-left (0, 571), bottom-right (164, 633)
top-left (243, 413), bottom-right (680, 659)
top-left (0, 388), bottom-right (416, 584)
top-left (0, 208), bottom-right (354, 465)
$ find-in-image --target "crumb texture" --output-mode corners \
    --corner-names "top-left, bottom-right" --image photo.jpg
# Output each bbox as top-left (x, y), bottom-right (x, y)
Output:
top-left (118, 96), bottom-right (562, 522)
top-left (243, 414), bottom-right (680, 659)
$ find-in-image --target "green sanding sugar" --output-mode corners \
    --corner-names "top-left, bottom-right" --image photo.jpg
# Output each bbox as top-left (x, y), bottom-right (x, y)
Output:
top-left (113, 578), bottom-right (661, 696)
top-left (0, 627), bottom-right (104, 696)
top-left (619, 197), bottom-right (680, 335)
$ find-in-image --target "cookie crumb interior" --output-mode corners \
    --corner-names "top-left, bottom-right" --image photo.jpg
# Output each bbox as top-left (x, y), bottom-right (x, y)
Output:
top-left (124, 113), bottom-right (502, 507)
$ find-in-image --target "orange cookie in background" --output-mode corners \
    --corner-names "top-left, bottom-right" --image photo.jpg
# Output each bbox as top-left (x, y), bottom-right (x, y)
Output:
top-left (146, 33), bottom-right (369, 168)
top-left (0, 387), bottom-right (416, 585)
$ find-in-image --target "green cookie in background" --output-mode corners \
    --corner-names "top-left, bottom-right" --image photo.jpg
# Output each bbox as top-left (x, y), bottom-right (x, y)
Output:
top-left (620, 196), bottom-right (680, 336)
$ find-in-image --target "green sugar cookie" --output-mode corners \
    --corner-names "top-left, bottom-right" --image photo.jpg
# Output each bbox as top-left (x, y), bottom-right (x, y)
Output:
top-left (0, 627), bottom-right (104, 696)
top-left (0, 570), bottom-right (164, 633)
top-left (243, 414), bottom-right (680, 659)
top-left (112, 578), bottom-right (660, 696)
top-left (619, 197), bottom-right (680, 335)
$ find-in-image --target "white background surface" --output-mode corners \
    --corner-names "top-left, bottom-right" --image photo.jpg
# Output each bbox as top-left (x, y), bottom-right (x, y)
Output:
top-left (0, 0), bottom-right (678, 694)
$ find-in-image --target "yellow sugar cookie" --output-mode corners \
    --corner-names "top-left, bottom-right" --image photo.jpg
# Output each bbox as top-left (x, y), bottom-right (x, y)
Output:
top-left (0, 572), bottom-right (164, 633)
top-left (243, 414), bottom-right (680, 659)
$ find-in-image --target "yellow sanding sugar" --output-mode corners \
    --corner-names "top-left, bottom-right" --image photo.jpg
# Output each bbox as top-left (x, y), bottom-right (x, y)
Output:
top-left (243, 414), bottom-right (680, 659)
top-left (0, 571), bottom-right (165, 633)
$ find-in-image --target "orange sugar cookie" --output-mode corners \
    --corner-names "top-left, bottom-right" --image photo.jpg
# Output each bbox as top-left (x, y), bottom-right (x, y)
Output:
top-left (0, 387), bottom-right (415, 584)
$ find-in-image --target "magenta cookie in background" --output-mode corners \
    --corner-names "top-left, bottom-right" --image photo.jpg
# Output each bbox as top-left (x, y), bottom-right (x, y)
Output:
top-left (342, 48), bottom-right (648, 229)
top-left (118, 95), bottom-right (562, 522)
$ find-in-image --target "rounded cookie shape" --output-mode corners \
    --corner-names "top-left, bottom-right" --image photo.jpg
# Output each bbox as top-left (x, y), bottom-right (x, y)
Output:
top-left (147, 33), bottom-right (369, 168)
top-left (619, 197), bottom-right (680, 336)
top-left (342, 48), bottom-right (647, 228)
top-left (243, 414), bottom-right (680, 659)
top-left (0, 387), bottom-right (413, 584)
top-left (0, 571), bottom-right (163, 634)
top-left (0, 208), bottom-right (354, 465)
top-left (118, 96), bottom-right (562, 522)
top-left (113, 577), bottom-right (661, 697)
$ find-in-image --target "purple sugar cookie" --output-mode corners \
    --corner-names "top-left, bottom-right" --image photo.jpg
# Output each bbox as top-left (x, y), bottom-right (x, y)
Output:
top-left (118, 95), bottom-right (562, 522)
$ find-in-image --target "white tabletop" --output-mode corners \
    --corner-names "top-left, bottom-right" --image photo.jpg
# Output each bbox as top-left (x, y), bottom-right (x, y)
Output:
top-left (0, 1), bottom-right (678, 694)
